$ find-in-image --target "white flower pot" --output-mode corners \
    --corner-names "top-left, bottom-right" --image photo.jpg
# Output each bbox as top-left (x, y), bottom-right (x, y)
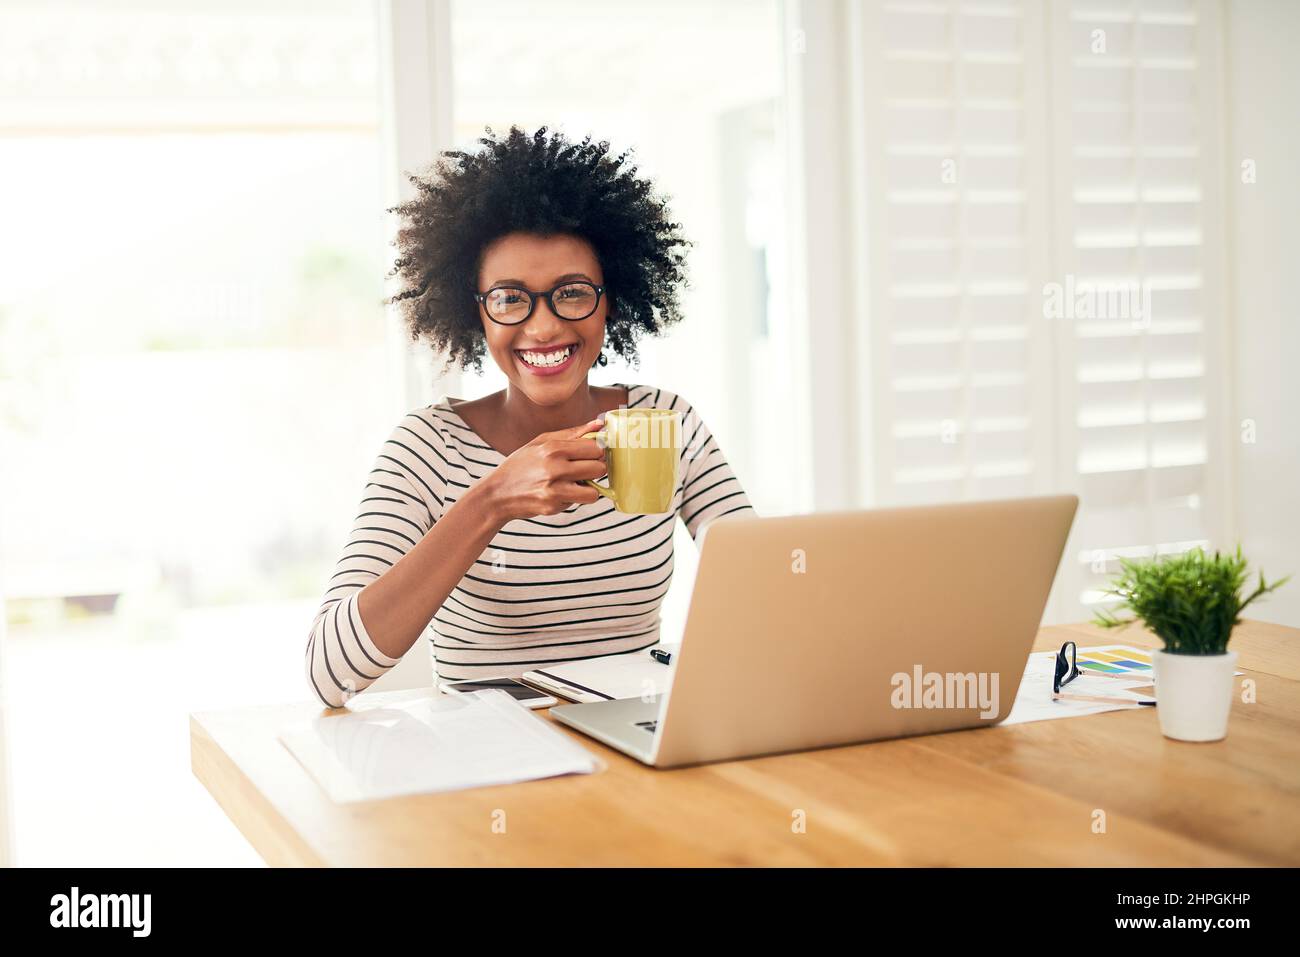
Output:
top-left (1152, 649), bottom-right (1238, 742)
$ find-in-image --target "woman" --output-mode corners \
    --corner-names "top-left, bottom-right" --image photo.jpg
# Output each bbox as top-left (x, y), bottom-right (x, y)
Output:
top-left (305, 126), bottom-right (755, 708)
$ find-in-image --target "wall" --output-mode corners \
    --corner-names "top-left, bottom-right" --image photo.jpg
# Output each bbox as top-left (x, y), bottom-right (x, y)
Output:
top-left (1226, 0), bottom-right (1300, 626)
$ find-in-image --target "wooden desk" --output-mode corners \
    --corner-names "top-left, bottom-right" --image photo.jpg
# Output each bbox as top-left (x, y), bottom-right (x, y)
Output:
top-left (190, 620), bottom-right (1300, 866)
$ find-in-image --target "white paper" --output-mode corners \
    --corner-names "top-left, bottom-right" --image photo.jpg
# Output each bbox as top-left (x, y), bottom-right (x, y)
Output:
top-left (999, 650), bottom-right (1157, 726)
top-left (279, 689), bottom-right (601, 803)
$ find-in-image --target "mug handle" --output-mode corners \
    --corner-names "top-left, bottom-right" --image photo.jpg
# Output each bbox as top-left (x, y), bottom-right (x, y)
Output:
top-left (580, 431), bottom-right (616, 501)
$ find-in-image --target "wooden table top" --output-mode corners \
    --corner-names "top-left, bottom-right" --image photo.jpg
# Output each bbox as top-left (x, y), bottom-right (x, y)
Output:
top-left (190, 619), bottom-right (1300, 866)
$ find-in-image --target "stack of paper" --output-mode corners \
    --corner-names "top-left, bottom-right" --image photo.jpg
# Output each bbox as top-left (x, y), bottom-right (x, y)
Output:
top-left (279, 689), bottom-right (601, 803)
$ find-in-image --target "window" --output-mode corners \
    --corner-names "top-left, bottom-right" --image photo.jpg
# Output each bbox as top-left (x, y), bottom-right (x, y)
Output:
top-left (850, 0), bottom-right (1226, 622)
top-left (0, 0), bottom-right (392, 865)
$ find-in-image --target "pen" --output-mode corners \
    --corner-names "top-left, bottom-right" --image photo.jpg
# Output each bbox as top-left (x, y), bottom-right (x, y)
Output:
top-left (649, 648), bottom-right (672, 665)
top-left (1053, 692), bottom-right (1156, 707)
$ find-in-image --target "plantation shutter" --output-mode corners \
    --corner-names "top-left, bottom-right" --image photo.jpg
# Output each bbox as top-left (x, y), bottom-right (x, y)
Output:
top-left (850, 0), bottom-right (1227, 622)
top-left (1046, 0), bottom-right (1227, 616)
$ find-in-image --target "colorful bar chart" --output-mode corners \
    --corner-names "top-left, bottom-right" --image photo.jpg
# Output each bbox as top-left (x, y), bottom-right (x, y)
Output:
top-left (1075, 645), bottom-right (1154, 677)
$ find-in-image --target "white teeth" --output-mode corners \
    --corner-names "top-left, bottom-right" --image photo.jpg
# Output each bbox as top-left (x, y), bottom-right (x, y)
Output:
top-left (519, 345), bottom-right (575, 368)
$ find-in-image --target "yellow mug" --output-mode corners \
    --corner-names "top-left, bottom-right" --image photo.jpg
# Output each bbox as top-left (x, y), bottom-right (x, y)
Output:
top-left (582, 408), bottom-right (682, 514)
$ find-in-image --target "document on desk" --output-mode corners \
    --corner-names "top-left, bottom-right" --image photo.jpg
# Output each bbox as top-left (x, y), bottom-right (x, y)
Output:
top-left (279, 689), bottom-right (601, 803)
top-left (1000, 650), bottom-right (1156, 726)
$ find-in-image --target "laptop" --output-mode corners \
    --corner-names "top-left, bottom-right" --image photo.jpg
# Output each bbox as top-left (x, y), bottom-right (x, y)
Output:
top-left (549, 494), bottom-right (1078, 768)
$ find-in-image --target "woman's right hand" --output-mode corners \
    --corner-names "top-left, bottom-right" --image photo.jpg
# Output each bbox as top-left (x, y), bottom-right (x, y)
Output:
top-left (481, 417), bottom-right (608, 522)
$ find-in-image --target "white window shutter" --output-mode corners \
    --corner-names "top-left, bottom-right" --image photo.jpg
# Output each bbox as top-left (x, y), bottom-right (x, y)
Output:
top-left (850, 0), bottom-right (1227, 623)
top-left (1049, 0), bottom-right (1228, 619)
top-left (855, 0), bottom-right (1054, 505)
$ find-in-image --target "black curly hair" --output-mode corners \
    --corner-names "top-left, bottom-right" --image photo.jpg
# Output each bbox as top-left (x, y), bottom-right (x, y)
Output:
top-left (386, 125), bottom-right (691, 374)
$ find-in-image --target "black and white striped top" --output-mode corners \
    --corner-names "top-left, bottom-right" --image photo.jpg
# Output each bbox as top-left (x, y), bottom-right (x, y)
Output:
top-left (305, 382), bottom-right (756, 708)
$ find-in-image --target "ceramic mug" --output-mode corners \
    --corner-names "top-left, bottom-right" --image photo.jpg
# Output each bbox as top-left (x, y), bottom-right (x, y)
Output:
top-left (582, 408), bottom-right (682, 514)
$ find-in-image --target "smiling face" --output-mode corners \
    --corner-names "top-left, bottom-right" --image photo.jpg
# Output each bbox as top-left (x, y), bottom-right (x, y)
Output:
top-left (476, 231), bottom-right (608, 406)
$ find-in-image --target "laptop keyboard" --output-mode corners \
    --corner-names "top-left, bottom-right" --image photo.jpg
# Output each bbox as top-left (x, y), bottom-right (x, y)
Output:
top-left (634, 720), bottom-right (658, 733)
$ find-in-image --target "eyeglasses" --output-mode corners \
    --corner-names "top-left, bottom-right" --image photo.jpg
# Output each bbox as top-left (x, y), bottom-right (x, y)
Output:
top-left (475, 281), bottom-right (605, 326)
top-left (1053, 640), bottom-right (1083, 694)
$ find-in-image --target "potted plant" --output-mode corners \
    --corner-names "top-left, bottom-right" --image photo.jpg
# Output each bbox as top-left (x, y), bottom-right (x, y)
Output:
top-left (1094, 546), bottom-right (1289, 742)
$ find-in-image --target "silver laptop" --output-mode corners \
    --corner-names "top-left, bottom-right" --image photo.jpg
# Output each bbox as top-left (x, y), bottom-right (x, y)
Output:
top-left (549, 494), bottom-right (1078, 768)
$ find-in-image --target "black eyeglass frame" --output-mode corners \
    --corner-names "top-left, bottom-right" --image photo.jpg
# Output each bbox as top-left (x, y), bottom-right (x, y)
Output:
top-left (474, 281), bottom-right (606, 326)
top-left (1053, 640), bottom-right (1083, 694)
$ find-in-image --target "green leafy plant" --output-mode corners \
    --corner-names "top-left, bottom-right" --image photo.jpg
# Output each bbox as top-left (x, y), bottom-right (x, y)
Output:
top-left (1094, 546), bottom-right (1289, 654)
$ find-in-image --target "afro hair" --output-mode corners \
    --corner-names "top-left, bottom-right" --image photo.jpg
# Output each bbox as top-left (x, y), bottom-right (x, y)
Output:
top-left (385, 125), bottom-right (691, 373)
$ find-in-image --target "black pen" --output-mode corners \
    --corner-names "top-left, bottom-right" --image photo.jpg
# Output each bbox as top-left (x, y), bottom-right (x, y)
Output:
top-left (649, 648), bottom-right (672, 665)
top-left (1053, 691), bottom-right (1156, 707)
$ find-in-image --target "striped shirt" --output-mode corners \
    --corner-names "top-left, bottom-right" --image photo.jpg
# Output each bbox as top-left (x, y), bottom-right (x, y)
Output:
top-left (304, 382), bottom-right (756, 708)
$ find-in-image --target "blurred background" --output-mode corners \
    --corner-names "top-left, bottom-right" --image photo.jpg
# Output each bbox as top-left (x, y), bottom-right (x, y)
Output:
top-left (0, 0), bottom-right (1296, 865)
